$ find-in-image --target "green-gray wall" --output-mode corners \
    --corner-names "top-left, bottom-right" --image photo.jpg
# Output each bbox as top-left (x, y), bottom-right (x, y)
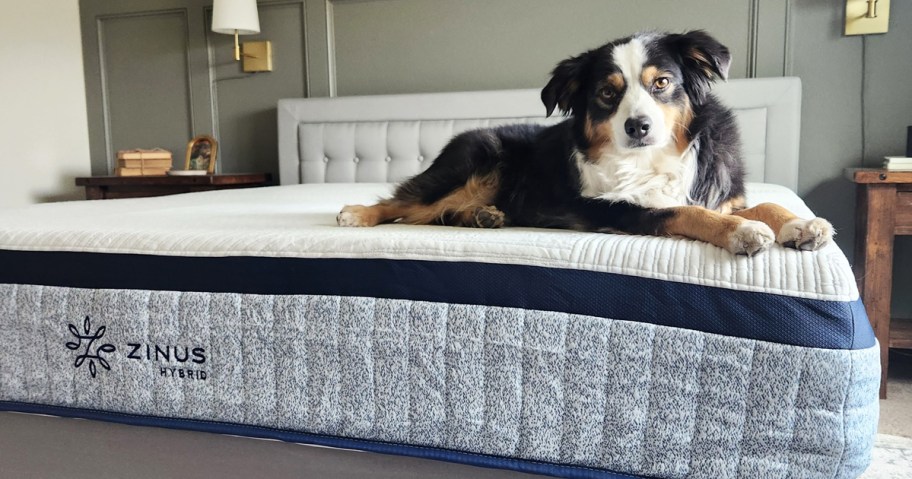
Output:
top-left (79, 0), bottom-right (912, 315)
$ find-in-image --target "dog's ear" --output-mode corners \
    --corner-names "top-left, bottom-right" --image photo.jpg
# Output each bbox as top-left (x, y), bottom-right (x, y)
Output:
top-left (541, 51), bottom-right (592, 117)
top-left (666, 30), bottom-right (731, 104)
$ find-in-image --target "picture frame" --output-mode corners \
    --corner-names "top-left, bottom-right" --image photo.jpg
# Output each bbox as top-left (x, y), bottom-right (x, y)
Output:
top-left (185, 135), bottom-right (218, 173)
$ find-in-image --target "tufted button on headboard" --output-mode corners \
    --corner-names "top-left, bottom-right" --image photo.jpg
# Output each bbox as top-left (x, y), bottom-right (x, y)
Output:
top-left (278, 78), bottom-right (801, 190)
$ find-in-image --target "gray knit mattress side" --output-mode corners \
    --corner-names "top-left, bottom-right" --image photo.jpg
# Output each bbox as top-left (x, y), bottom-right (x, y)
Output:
top-left (0, 284), bottom-right (880, 479)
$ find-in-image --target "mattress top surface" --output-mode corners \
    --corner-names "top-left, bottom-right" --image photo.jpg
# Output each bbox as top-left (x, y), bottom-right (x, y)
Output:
top-left (0, 182), bottom-right (857, 301)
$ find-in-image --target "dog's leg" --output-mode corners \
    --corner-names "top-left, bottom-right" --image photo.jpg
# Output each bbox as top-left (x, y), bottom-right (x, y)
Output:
top-left (661, 206), bottom-right (775, 255)
top-left (397, 174), bottom-right (502, 226)
top-left (337, 200), bottom-right (410, 227)
top-left (572, 200), bottom-right (774, 255)
top-left (731, 202), bottom-right (833, 251)
top-left (338, 129), bottom-right (504, 228)
top-left (338, 174), bottom-right (504, 228)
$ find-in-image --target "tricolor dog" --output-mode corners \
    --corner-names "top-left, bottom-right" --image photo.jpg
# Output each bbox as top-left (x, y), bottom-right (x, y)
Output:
top-left (337, 31), bottom-right (832, 255)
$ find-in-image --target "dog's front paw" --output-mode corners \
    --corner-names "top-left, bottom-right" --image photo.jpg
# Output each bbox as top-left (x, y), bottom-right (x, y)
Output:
top-left (778, 217), bottom-right (833, 251)
top-left (727, 220), bottom-right (775, 256)
top-left (473, 206), bottom-right (505, 228)
top-left (337, 205), bottom-right (371, 227)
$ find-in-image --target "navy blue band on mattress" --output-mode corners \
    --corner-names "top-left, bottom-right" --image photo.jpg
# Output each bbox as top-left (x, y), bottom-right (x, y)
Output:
top-left (0, 249), bottom-right (873, 350)
top-left (0, 401), bottom-right (644, 479)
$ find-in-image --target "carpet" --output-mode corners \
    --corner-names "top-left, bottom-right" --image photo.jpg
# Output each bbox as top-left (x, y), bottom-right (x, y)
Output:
top-left (860, 434), bottom-right (912, 478)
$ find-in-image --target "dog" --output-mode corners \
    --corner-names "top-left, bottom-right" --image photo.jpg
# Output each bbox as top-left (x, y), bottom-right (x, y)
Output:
top-left (336, 30), bottom-right (832, 255)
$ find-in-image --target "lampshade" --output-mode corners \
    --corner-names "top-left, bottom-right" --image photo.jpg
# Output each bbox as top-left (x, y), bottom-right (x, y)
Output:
top-left (212, 0), bottom-right (260, 35)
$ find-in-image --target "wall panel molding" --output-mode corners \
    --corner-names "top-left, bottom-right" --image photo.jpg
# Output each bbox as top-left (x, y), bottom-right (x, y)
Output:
top-left (315, 0), bottom-right (790, 97)
top-left (94, 8), bottom-right (194, 172)
top-left (747, 0), bottom-right (760, 77)
top-left (302, 0), bottom-right (334, 97)
top-left (81, 1), bottom-right (220, 175)
top-left (81, 0), bottom-right (310, 176)
top-left (756, 0), bottom-right (790, 77)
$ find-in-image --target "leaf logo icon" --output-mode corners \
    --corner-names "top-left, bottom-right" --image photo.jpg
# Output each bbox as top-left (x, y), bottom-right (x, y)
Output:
top-left (65, 316), bottom-right (117, 378)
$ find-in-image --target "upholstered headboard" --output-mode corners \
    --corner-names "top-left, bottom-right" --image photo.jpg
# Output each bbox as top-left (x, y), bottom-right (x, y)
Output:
top-left (278, 77), bottom-right (801, 190)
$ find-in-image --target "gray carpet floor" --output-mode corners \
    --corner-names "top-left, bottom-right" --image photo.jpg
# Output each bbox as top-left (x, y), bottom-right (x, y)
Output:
top-left (878, 350), bottom-right (912, 439)
top-left (859, 434), bottom-right (912, 479)
top-left (859, 350), bottom-right (912, 478)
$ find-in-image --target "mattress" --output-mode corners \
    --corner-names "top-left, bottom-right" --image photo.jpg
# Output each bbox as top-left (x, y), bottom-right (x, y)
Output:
top-left (0, 183), bottom-right (879, 479)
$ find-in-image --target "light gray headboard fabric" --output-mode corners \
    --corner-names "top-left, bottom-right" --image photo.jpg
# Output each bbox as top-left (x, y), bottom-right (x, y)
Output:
top-left (278, 77), bottom-right (801, 190)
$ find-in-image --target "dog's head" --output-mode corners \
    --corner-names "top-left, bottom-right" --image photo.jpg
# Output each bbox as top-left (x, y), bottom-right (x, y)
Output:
top-left (542, 31), bottom-right (730, 157)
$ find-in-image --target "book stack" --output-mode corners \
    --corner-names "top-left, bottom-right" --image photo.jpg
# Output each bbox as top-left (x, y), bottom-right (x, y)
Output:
top-left (116, 149), bottom-right (173, 176)
top-left (884, 156), bottom-right (912, 171)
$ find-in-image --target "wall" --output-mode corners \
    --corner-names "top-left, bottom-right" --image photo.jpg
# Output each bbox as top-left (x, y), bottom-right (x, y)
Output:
top-left (330, 0), bottom-right (785, 95)
top-left (0, 0), bottom-right (91, 208)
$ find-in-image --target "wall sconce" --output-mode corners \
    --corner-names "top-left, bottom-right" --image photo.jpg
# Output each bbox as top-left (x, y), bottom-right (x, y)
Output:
top-left (845, 0), bottom-right (890, 35)
top-left (212, 0), bottom-right (273, 72)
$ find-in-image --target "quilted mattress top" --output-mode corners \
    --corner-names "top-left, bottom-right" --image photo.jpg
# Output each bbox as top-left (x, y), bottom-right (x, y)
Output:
top-left (0, 182), bottom-right (857, 302)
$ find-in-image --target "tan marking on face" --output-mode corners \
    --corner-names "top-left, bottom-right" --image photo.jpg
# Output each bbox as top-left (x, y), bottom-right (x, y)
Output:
top-left (584, 115), bottom-right (613, 160)
top-left (662, 205), bottom-right (746, 249)
top-left (607, 73), bottom-right (624, 90)
top-left (656, 93), bottom-right (693, 154)
top-left (641, 67), bottom-right (676, 90)
top-left (641, 66), bottom-right (659, 88)
top-left (732, 202), bottom-right (800, 236)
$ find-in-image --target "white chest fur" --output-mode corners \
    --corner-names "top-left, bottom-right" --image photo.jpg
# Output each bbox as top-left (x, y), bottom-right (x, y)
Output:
top-left (575, 147), bottom-right (697, 209)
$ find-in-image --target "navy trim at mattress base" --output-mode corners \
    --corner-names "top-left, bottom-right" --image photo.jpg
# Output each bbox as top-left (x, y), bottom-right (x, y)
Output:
top-left (0, 249), bottom-right (873, 350)
top-left (0, 401), bottom-right (645, 479)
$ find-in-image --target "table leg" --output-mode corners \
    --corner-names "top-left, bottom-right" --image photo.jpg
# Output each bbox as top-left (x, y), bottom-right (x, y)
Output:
top-left (854, 184), bottom-right (896, 399)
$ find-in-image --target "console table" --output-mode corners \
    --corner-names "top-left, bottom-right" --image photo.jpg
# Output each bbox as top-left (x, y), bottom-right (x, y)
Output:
top-left (75, 173), bottom-right (273, 200)
top-left (847, 167), bottom-right (912, 398)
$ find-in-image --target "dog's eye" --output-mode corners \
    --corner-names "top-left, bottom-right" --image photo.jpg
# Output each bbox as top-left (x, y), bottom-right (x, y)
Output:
top-left (597, 87), bottom-right (615, 101)
top-left (654, 77), bottom-right (670, 90)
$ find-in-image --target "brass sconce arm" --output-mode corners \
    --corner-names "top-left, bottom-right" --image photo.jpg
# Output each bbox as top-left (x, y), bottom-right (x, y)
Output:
top-left (866, 0), bottom-right (878, 18)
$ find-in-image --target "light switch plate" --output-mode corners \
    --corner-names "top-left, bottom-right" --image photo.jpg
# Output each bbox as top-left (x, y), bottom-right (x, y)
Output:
top-left (242, 41), bottom-right (273, 72)
top-left (845, 0), bottom-right (890, 35)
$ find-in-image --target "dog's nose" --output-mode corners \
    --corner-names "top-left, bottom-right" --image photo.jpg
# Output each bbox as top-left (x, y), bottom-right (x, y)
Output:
top-left (624, 116), bottom-right (651, 140)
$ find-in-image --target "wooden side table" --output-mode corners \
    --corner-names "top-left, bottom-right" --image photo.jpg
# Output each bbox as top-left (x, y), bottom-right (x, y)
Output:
top-left (847, 168), bottom-right (912, 398)
top-left (75, 173), bottom-right (273, 200)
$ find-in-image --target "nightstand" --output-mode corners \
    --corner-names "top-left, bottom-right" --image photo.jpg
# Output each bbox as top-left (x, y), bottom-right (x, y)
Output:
top-left (75, 173), bottom-right (273, 200)
top-left (846, 167), bottom-right (912, 398)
